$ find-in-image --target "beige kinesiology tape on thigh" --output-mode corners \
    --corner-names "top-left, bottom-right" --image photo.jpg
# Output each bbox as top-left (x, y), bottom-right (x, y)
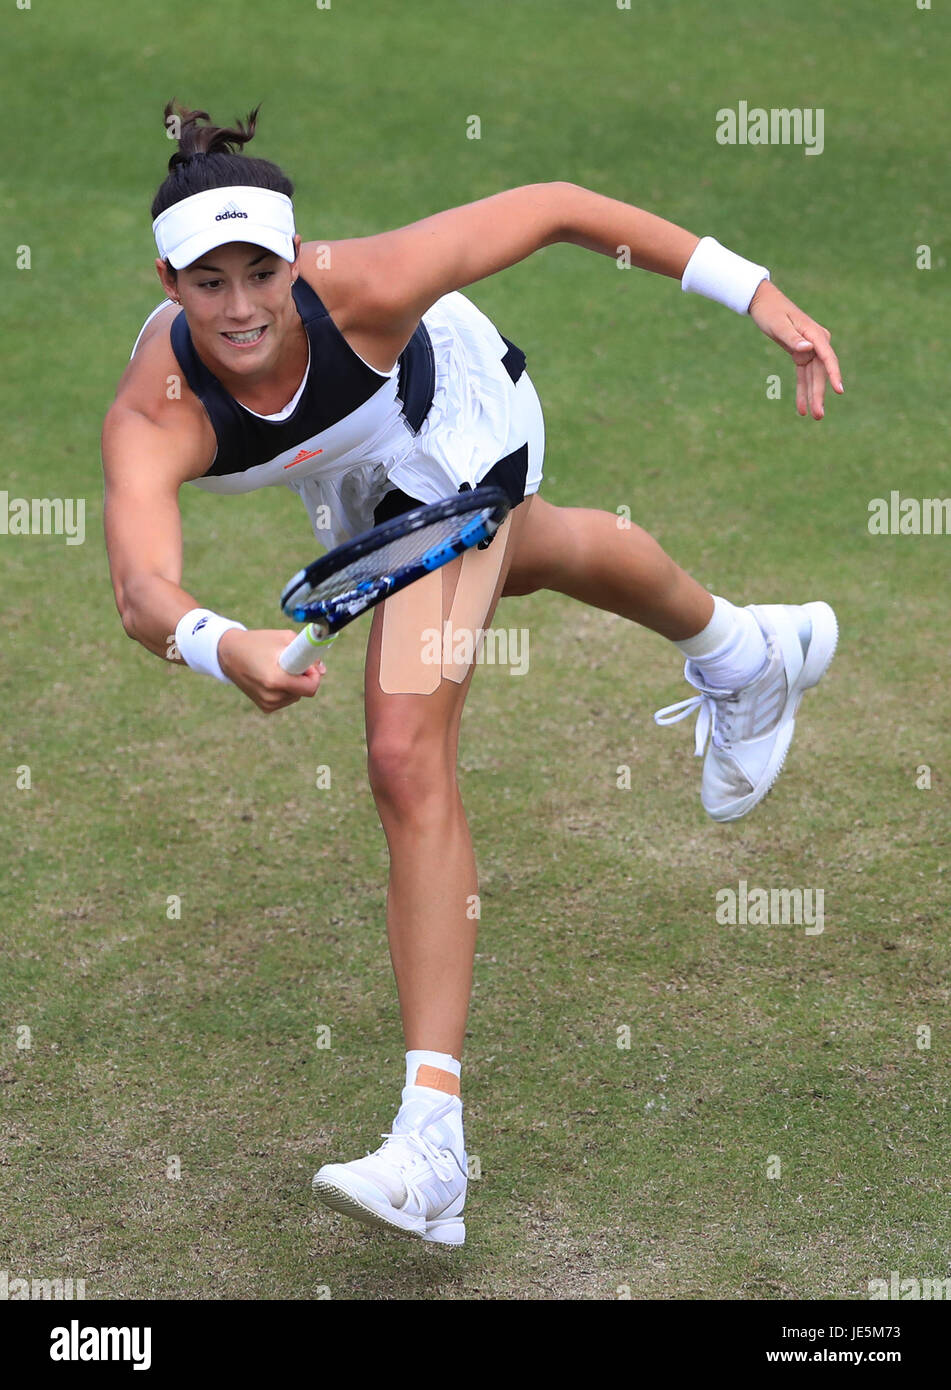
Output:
top-left (378, 514), bottom-right (513, 694)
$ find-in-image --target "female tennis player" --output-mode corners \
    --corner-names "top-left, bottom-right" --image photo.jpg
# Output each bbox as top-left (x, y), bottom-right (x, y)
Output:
top-left (103, 103), bottom-right (843, 1245)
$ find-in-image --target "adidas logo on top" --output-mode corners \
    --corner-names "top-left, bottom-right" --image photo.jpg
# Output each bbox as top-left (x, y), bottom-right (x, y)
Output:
top-left (214, 200), bottom-right (248, 222)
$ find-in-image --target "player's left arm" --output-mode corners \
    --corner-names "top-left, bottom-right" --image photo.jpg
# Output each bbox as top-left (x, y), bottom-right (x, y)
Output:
top-left (312, 181), bottom-right (842, 419)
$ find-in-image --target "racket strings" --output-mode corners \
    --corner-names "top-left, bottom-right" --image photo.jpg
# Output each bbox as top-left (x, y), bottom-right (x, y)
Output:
top-left (293, 508), bottom-right (494, 606)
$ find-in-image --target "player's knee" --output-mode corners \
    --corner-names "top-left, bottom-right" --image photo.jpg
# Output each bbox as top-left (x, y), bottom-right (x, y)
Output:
top-left (366, 729), bottom-right (456, 816)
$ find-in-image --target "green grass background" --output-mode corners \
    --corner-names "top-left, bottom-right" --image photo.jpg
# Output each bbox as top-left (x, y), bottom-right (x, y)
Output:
top-left (1, 0), bottom-right (948, 1300)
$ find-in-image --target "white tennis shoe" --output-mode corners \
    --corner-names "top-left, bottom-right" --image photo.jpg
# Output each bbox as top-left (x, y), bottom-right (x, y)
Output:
top-left (312, 1093), bottom-right (468, 1245)
top-left (654, 601), bottom-right (838, 822)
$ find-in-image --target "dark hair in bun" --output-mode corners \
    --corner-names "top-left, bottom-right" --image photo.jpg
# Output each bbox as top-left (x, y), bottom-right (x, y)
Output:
top-left (151, 100), bottom-right (294, 220)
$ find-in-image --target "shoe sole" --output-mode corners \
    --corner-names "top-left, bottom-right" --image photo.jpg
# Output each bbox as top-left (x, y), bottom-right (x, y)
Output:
top-left (707, 601), bottom-right (839, 823)
top-left (312, 1175), bottom-right (466, 1246)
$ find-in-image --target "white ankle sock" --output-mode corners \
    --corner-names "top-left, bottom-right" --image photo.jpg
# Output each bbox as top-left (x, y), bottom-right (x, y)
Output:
top-left (404, 1049), bottom-right (461, 1092)
top-left (675, 596), bottom-right (768, 690)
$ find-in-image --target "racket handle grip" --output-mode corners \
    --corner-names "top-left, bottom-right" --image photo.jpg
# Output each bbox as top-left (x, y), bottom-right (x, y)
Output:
top-left (279, 625), bottom-right (337, 675)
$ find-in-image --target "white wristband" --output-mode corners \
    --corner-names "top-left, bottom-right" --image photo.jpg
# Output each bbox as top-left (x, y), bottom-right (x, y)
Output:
top-left (175, 608), bottom-right (247, 683)
top-left (681, 236), bottom-right (770, 314)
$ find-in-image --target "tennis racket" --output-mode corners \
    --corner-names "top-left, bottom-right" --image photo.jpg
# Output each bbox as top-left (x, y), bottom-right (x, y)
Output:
top-left (278, 485), bottom-right (510, 674)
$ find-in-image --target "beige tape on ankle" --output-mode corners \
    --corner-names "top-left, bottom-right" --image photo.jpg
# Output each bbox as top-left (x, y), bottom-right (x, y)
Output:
top-left (414, 1064), bottom-right (461, 1096)
top-left (378, 513), bottom-right (513, 694)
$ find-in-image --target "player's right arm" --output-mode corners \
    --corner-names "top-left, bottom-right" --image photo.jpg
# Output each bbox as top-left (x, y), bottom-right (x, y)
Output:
top-left (102, 402), bottom-right (208, 658)
top-left (102, 400), bottom-right (323, 711)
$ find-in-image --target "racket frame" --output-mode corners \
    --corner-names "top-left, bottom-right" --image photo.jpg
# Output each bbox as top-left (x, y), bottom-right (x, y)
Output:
top-left (278, 485), bottom-right (510, 674)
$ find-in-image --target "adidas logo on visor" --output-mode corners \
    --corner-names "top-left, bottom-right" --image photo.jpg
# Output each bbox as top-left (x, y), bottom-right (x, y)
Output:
top-left (215, 201), bottom-right (248, 222)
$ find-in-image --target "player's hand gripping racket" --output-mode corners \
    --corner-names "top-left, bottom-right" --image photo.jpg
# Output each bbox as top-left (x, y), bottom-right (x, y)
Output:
top-left (278, 486), bottom-right (511, 675)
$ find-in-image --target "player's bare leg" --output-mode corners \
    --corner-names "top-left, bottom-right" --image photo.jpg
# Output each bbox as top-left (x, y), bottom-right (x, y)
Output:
top-left (363, 498), bottom-right (532, 1059)
top-left (502, 494), bottom-right (714, 637)
top-left (504, 495), bottom-right (837, 823)
top-left (311, 499), bottom-right (533, 1244)
top-left (363, 640), bottom-right (478, 1062)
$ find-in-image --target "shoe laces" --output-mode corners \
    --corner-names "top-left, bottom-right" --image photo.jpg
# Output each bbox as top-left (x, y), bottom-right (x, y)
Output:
top-left (653, 683), bottom-right (739, 755)
top-left (372, 1098), bottom-right (460, 1184)
top-left (654, 640), bottom-right (780, 756)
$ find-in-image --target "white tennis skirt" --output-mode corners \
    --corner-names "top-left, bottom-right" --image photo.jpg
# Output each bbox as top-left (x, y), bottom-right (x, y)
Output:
top-left (385, 290), bottom-right (546, 503)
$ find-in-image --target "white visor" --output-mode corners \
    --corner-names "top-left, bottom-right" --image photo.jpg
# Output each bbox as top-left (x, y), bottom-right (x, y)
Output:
top-left (153, 185), bottom-right (296, 269)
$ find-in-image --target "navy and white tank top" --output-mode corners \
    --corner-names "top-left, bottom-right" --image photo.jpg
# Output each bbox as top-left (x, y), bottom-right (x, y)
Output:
top-left (132, 279), bottom-right (530, 546)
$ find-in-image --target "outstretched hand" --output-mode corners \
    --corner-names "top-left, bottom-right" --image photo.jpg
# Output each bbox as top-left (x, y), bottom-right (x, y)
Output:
top-left (748, 280), bottom-right (844, 420)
